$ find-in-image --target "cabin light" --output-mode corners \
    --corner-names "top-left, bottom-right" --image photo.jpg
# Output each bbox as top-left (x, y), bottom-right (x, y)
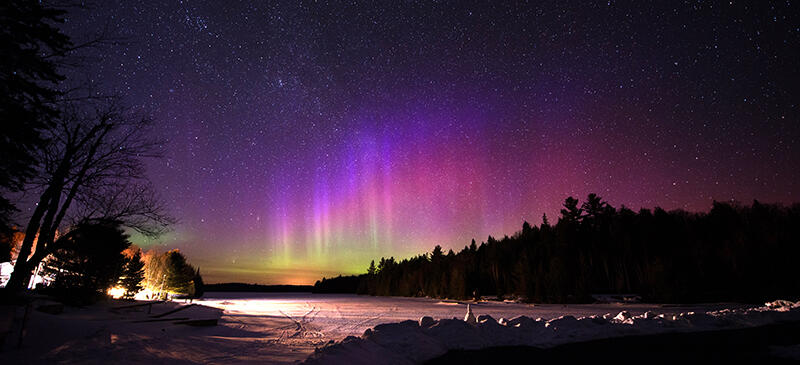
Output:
top-left (108, 286), bottom-right (125, 299)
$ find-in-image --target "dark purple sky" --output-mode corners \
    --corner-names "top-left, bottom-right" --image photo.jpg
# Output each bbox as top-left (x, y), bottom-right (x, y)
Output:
top-left (64, 1), bottom-right (799, 284)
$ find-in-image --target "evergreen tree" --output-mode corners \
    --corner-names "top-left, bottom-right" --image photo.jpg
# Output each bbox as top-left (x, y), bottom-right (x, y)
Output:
top-left (0, 0), bottom-right (71, 258)
top-left (431, 245), bottom-right (444, 261)
top-left (163, 250), bottom-right (196, 295)
top-left (522, 221), bottom-right (533, 236)
top-left (119, 249), bottom-right (145, 299)
top-left (43, 221), bottom-right (131, 300)
top-left (192, 268), bottom-right (205, 298)
top-left (560, 196), bottom-right (583, 223)
top-left (0, 0), bottom-right (69, 191)
top-left (314, 195), bottom-right (800, 304)
top-left (582, 193), bottom-right (607, 219)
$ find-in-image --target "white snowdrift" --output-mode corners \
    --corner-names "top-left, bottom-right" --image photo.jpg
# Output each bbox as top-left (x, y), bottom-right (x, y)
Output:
top-left (303, 299), bottom-right (800, 364)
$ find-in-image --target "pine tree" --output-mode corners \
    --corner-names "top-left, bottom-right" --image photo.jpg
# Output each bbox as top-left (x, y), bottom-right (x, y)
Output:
top-left (43, 221), bottom-right (131, 300)
top-left (163, 250), bottom-right (195, 295)
top-left (119, 249), bottom-right (145, 299)
top-left (192, 268), bottom-right (205, 298)
top-left (522, 221), bottom-right (533, 236)
top-left (0, 0), bottom-right (69, 191)
top-left (560, 196), bottom-right (583, 223)
top-left (0, 0), bottom-right (71, 263)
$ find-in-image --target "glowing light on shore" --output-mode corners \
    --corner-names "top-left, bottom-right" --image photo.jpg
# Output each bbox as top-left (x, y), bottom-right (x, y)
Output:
top-left (107, 286), bottom-right (125, 299)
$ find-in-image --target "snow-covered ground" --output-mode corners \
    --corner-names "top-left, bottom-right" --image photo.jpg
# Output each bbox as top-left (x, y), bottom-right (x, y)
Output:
top-left (198, 292), bottom-right (751, 347)
top-left (2, 293), bottom-right (798, 364)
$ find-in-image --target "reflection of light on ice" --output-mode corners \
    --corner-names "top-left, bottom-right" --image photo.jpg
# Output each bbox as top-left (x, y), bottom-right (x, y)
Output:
top-left (199, 298), bottom-right (312, 316)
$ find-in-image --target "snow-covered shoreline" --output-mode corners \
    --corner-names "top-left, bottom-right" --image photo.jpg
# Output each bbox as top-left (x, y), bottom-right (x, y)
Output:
top-left (303, 300), bottom-right (800, 364)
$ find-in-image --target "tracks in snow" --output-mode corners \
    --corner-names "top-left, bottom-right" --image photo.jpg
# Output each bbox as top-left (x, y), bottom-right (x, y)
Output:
top-left (278, 304), bottom-right (325, 340)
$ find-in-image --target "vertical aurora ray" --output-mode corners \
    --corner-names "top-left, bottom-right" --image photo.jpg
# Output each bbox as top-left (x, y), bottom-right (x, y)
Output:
top-left (310, 170), bottom-right (329, 258)
top-left (160, 97), bottom-right (799, 285)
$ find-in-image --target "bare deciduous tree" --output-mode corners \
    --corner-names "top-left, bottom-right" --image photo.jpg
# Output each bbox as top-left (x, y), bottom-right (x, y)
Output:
top-left (6, 99), bottom-right (173, 292)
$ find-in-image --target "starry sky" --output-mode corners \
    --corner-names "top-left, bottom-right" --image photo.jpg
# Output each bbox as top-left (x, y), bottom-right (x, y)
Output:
top-left (62, 1), bottom-right (799, 284)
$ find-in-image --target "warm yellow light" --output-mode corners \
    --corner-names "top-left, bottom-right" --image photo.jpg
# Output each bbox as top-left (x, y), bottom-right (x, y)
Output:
top-left (107, 286), bottom-right (125, 299)
top-left (135, 288), bottom-right (155, 300)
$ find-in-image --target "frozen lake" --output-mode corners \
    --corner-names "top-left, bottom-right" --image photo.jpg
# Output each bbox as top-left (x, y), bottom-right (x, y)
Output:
top-left (200, 292), bottom-right (748, 329)
top-left (194, 292), bottom-right (751, 363)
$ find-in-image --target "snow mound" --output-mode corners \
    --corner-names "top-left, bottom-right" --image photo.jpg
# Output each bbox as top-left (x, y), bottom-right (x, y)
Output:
top-left (304, 335), bottom-right (412, 365)
top-left (424, 318), bottom-right (487, 350)
top-left (363, 320), bottom-right (447, 363)
top-left (418, 316), bottom-right (435, 328)
top-left (613, 310), bottom-right (632, 322)
top-left (765, 299), bottom-right (800, 311)
top-left (303, 299), bottom-right (800, 364)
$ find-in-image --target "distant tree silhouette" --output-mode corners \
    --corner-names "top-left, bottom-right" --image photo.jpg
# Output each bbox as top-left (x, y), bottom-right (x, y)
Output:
top-left (192, 267), bottom-right (205, 298)
top-left (560, 196), bottom-right (583, 224)
top-left (522, 221), bottom-right (533, 236)
top-left (582, 193), bottom-right (607, 219)
top-left (314, 195), bottom-right (800, 304)
top-left (314, 275), bottom-right (362, 294)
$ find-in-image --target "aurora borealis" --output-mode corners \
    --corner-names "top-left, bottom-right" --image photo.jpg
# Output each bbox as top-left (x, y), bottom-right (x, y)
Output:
top-left (64, 1), bottom-right (799, 284)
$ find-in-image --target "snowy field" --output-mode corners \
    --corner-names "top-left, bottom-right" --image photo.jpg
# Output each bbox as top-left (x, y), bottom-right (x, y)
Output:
top-left (2, 293), bottom-right (797, 364)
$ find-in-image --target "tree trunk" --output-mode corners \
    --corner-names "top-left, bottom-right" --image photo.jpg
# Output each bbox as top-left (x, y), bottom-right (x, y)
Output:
top-left (5, 189), bottom-right (54, 292)
top-left (6, 125), bottom-right (108, 294)
top-left (6, 152), bottom-right (75, 293)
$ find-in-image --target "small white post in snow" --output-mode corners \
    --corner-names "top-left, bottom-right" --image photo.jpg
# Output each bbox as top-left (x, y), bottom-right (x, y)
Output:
top-left (464, 303), bottom-right (477, 325)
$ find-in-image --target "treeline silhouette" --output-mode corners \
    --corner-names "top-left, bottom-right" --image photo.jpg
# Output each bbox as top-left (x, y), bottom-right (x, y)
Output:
top-left (314, 195), bottom-right (800, 303)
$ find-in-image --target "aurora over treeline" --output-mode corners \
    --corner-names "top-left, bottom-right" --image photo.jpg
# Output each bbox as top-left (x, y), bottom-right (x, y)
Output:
top-left (54, 1), bottom-right (800, 284)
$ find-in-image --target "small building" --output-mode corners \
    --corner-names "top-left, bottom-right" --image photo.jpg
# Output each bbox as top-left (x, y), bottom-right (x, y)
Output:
top-left (0, 261), bottom-right (13, 287)
top-left (0, 261), bottom-right (54, 289)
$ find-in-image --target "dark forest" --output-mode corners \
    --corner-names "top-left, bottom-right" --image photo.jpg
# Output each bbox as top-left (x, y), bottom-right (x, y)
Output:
top-left (314, 194), bottom-right (800, 303)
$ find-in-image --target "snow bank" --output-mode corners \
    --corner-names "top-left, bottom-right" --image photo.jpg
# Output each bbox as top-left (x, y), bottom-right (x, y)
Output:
top-left (303, 300), bottom-right (800, 364)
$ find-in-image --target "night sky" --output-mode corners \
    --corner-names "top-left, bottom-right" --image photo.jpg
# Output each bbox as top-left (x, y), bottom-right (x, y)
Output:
top-left (63, 1), bottom-right (799, 284)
